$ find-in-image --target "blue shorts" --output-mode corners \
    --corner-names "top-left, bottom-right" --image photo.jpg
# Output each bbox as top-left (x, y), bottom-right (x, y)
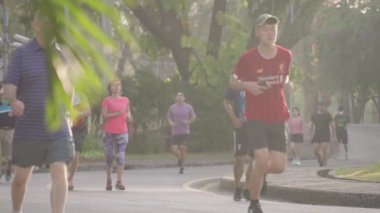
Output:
top-left (12, 137), bottom-right (75, 167)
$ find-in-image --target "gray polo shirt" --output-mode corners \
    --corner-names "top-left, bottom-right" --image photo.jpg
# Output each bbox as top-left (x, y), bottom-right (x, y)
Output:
top-left (4, 38), bottom-right (71, 141)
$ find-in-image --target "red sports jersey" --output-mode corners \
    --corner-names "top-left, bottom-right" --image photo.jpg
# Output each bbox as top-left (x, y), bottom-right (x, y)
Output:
top-left (234, 45), bottom-right (292, 123)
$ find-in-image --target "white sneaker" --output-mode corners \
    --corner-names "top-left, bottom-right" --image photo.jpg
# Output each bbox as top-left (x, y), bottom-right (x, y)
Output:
top-left (296, 159), bottom-right (301, 166)
top-left (291, 159), bottom-right (297, 165)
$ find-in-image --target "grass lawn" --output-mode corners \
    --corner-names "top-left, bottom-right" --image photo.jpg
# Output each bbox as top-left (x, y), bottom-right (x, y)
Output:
top-left (333, 162), bottom-right (380, 183)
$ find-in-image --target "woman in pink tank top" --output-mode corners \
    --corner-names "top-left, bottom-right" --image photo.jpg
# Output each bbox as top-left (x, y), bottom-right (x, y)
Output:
top-left (101, 79), bottom-right (133, 191)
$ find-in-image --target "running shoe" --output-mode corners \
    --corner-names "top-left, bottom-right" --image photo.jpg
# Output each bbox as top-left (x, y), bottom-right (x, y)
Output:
top-left (243, 189), bottom-right (250, 200)
top-left (247, 201), bottom-right (263, 213)
top-left (233, 187), bottom-right (242, 201)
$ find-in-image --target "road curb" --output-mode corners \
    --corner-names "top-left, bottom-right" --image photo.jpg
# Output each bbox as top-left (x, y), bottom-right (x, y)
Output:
top-left (219, 176), bottom-right (380, 208)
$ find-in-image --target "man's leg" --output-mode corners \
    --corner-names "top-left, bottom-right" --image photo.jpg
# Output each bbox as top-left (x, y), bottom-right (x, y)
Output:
top-left (233, 127), bottom-right (247, 192)
top-left (68, 151), bottom-right (80, 189)
top-left (344, 142), bottom-right (348, 159)
top-left (12, 166), bottom-right (34, 213)
top-left (321, 142), bottom-right (329, 166)
top-left (314, 143), bottom-right (322, 166)
top-left (233, 155), bottom-right (245, 201)
top-left (267, 151), bottom-right (287, 174)
top-left (249, 148), bottom-right (269, 201)
top-left (343, 132), bottom-right (349, 159)
top-left (178, 144), bottom-right (187, 172)
top-left (50, 162), bottom-right (69, 213)
top-left (233, 156), bottom-right (245, 188)
top-left (170, 145), bottom-right (181, 163)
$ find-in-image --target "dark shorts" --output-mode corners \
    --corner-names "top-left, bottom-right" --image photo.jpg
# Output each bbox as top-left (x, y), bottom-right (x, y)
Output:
top-left (72, 129), bottom-right (86, 153)
top-left (336, 129), bottom-right (348, 144)
top-left (290, 133), bottom-right (304, 143)
top-left (234, 126), bottom-right (249, 156)
top-left (246, 121), bottom-right (286, 153)
top-left (171, 134), bottom-right (189, 146)
top-left (12, 137), bottom-right (75, 167)
top-left (312, 131), bottom-right (330, 143)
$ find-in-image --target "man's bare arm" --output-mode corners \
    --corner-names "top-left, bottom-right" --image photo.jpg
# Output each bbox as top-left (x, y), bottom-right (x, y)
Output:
top-left (229, 74), bottom-right (269, 96)
top-left (228, 74), bottom-right (245, 90)
top-left (3, 84), bottom-right (17, 103)
top-left (3, 83), bottom-right (25, 116)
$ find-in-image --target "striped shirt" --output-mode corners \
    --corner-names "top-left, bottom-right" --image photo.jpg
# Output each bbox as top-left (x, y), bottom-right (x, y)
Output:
top-left (4, 38), bottom-right (71, 141)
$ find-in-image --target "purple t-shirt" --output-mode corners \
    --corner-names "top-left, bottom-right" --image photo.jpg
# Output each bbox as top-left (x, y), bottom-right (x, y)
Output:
top-left (167, 103), bottom-right (195, 135)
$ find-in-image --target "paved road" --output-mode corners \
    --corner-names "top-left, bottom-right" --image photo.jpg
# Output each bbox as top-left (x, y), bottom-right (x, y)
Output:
top-left (1, 165), bottom-right (379, 213)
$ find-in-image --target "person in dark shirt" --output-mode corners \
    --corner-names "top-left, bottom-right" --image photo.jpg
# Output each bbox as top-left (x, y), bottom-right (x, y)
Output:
top-left (310, 101), bottom-right (335, 167)
top-left (224, 89), bottom-right (253, 201)
top-left (3, 11), bottom-right (74, 213)
top-left (334, 106), bottom-right (350, 160)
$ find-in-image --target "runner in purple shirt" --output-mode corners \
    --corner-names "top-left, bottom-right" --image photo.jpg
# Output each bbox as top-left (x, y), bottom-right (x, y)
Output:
top-left (167, 92), bottom-right (196, 174)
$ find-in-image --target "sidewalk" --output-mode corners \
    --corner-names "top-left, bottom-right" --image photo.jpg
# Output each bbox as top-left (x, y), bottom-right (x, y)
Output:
top-left (27, 150), bottom-right (380, 209)
top-left (219, 158), bottom-right (380, 208)
top-left (76, 151), bottom-right (380, 209)
top-left (28, 125), bottom-right (380, 209)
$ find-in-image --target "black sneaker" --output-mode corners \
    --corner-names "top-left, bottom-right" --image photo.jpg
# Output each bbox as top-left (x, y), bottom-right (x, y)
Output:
top-left (260, 177), bottom-right (268, 196)
top-left (179, 167), bottom-right (184, 174)
top-left (233, 187), bottom-right (242, 201)
top-left (248, 201), bottom-right (263, 213)
top-left (243, 189), bottom-right (250, 200)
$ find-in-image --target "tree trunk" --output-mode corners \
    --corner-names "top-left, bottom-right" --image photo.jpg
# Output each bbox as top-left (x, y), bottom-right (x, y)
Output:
top-left (352, 86), bottom-right (369, 123)
top-left (303, 76), bottom-right (319, 122)
top-left (206, 0), bottom-right (227, 58)
top-left (116, 44), bottom-right (129, 76)
top-left (126, 2), bottom-right (191, 83)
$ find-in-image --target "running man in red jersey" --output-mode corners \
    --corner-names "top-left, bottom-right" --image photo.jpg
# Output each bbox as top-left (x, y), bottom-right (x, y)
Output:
top-left (229, 14), bottom-right (292, 213)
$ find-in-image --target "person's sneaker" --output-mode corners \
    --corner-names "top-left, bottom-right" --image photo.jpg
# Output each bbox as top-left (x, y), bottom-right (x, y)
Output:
top-left (105, 179), bottom-right (112, 191)
top-left (295, 159), bottom-right (301, 166)
top-left (248, 201), bottom-right (263, 213)
top-left (291, 159), bottom-right (297, 166)
top-left (179, 167), bottom-right (184, 174)
top-left (115, 181), bottom-right (126, 190)
top-left (243, 189), bottom-right (250, 200)
top-left (260, 177), bottom-right (268, 196)
top-left (233, 187), bottom-right (242, 201)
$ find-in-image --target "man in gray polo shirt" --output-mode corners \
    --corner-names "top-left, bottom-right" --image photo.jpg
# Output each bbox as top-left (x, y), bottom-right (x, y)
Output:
top-left (3, 11), bottom-right (74, 213)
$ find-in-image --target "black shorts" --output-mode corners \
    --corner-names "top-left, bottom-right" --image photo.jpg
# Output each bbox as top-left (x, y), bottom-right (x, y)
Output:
top-left (336, 129), bottom-right (348, 144)
top-left (312, 131), bottom-right (330, 143)
top-left (290, 133), bottom-right (304, 143)
top-left (72, 129), bottom-right (86, 153)
top-left (234, 126), bottom-right (249, 156)
top-left (246, 120), bottom-right (286, 153)
top-left (12, 137), bottom-right (75, 167)
top-left (171, 134), bottom-right (189, 145)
